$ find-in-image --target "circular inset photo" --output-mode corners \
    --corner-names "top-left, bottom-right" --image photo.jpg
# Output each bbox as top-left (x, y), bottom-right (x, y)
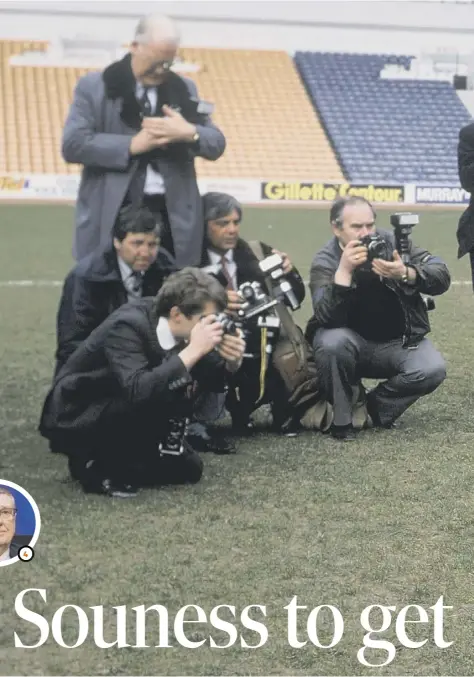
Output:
top-left (0, 480), bottom-right (41, 567)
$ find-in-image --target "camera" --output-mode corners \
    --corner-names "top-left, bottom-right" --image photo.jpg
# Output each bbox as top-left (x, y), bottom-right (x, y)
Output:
top-left (215, 311), bottom-right (240, 335)
top-left (258, 254), bottom-right (301, 311)
top-left (390, 212), bottom-right (419, 264)
top-left (215, 281), bottom-right (280, 334)
top-left (159, 417), bottom-right (189, 456)
top-left (359, 233), bottom-right (391, 263)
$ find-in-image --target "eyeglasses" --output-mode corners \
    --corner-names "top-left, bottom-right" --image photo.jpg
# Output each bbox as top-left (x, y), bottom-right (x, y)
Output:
top-left (0, 508), bottom-right (17, 521)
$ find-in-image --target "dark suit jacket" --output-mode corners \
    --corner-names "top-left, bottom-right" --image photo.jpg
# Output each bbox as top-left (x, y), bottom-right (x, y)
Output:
top-left (40, 298), bottom-right (228, 442)
top-left (55, 243), bottom-right (177, 372)
top-left (457, 122), bottom-right (474, 283)
top-left (9, 535), bottom-right (33, 559)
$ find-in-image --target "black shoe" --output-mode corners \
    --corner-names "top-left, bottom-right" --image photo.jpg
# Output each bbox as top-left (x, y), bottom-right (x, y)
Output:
top-left (230, 414), bottom-right (255, 436)
top-left (366, 398), bottom-right (398, 430)
top-left (330, 424), bottom-right (358, 441)
top-left (186, 433), bottom-right (236, 455)
top-left (272, 419), bottom-right (300, 437)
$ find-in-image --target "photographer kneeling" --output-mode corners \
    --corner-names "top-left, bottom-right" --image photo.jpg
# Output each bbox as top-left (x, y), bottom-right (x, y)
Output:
top-left (306, 196), bottom-right (450, 441)
top-left (201, 192), bottom-right (324, 435)
top-left (39, 268), bottom-right (245, 497)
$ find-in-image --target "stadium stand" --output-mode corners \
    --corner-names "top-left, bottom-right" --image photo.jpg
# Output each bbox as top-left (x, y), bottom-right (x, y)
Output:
top-left (0, 40), bottom-right (344, 181)
top-left (179, 47), bottom-right (344, 181)
top-left (294, 51), bottom-right (472, 185)
top-left (0, 40), bottom-right (87, 174)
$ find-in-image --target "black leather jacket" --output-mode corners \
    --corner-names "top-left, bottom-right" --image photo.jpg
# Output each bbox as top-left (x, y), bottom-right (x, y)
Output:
top-left (305, 229), bottom-right (451, 348)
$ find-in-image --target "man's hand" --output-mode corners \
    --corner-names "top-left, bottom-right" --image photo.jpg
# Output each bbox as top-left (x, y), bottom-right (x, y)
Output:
top-left (141, 106), bottom-right (196, 146)
top-left (372, 250), bottom-right (410, 281)
top-left (179, 315), bottom-right (223, 370)
top-left (129, 128), bottom-right (163, 156)
top-left (217, 331), bottom-right (246, 372)
top-left (339, 240), bottom-right (368, 274)
top-left (226, 290), bottom-right (244, 313)
top-left (272, 249), bottom-right (293, 274)
top-left (334, 239), bottom-right (368, 287)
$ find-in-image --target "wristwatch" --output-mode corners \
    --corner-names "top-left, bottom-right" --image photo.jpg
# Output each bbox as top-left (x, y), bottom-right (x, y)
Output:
top-left (192, 130), bottom-right (200, 143)
top-left (401, 265), bottom-right (415, 284)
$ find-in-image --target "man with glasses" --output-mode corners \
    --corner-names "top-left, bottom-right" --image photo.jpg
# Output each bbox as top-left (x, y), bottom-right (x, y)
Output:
top-left (0, 488), bottom-right (26, 562)
top-left (62, 13), bottom-right (226, 266)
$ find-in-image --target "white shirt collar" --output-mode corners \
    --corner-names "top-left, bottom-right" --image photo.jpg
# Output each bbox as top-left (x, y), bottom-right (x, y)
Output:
top-left (156, 316), bottom-right (178, 350)
top-left (208, 248), bottom-right (234, 265)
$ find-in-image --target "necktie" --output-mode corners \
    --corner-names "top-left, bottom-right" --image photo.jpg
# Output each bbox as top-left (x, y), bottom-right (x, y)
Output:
top-left (140, 87), bottom-right (153, 117)
top-left (220, 256), bottom-right (234, 290)
top-left (128, 271), bottom-right (143, 296)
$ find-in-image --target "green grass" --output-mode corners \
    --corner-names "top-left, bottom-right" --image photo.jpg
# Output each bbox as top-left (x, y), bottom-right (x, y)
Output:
top-left (1, 203), bottom-right (474, 675)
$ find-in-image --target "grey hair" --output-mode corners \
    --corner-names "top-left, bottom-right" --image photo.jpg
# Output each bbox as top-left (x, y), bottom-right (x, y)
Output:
top-left (134, 14), bottom-right (180, 46)
top-left (0, 487), bottom-right (15, 508)
top-left (202, 192), bottom-right (243, 225)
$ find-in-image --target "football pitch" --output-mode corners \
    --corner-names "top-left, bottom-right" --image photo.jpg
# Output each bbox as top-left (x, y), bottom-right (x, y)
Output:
top-left (1, 202), bottom-right (474, 676)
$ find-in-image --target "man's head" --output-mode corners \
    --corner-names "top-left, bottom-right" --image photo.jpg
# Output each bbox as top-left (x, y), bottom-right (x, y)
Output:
top-left (202, 192), bottom-right (242, 254)
top-left (113, 206), bottom-right (161, 272)
top-left (155, 267), bottom-right (227, 339)
top-left (130, 14), bottom-right (180, 86)
top-left (0, 488), bottom-right (16, 552)
top-left (330, 196), bottom-right (377, 247)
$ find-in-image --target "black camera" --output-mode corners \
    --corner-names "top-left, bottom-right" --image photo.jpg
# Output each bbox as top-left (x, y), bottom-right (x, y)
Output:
top-left (159, 417), bottom-right (189, 456)
top-left (215, 281), bottom-right (280, 334)
top-left (258, 253), bottom-right (301, 311)
top-left (359, 233), bottom-right (391, 263)
top-left (215, 311), bottom-right (240, 335)
top-left (390, 212), bottom-right (419, 264)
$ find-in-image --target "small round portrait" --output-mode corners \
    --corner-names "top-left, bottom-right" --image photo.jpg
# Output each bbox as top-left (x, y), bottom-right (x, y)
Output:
top-left (0, 480), bottom-right (41, 567)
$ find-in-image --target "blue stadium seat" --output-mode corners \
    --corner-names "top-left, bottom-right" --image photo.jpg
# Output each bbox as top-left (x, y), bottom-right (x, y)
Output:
top-left (294, 51), bottom-right (472, 183)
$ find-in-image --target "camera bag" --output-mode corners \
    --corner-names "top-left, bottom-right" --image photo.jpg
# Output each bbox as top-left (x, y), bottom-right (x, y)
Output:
top-left (247, 241), bottom-right (334, 431)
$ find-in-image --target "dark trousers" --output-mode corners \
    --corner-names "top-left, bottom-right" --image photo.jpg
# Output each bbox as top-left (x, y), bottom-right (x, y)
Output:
top-left (312, 328), bottom-right (446, 427)
top-left (226, 356), bottom-right (292, 428)
top-left (143, 194), bottom-right (175, 258)
top-left (66, 401), bottom-right (203, 491)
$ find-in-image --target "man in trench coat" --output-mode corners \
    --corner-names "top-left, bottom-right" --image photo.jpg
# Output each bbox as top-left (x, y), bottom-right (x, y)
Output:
top-left (62, 13), bottom-right (226, 266)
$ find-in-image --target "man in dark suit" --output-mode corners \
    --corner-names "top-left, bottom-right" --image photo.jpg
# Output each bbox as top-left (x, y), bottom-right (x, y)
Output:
top-left (457, 121), bottom-right (474, 288)
top-left (0, 488), bottom-right (33, 563)
top-left (55, 204), bottom-right (177, 373)
top-left (62, 13), bottom-right (226, 265)
top-left (200, 192), bottom-right (307, 435)
top-left (39, 268), bottom-right (246, 498)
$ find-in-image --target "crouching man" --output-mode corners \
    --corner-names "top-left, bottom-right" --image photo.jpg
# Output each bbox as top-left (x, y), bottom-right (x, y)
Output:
top-left (305, 196), bottom-right (450, 441)
top-left (39, 268), bottom-right (245, 497)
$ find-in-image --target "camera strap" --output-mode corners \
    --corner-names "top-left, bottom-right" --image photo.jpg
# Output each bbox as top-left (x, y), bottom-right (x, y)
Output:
top-left (247, 241), bottom-right (306, 366)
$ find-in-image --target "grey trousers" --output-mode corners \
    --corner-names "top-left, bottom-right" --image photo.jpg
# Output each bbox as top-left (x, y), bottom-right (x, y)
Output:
top-left (188, 392), bottom-right (227, 437)
top-left (312, 328), bottom-right (446, 427)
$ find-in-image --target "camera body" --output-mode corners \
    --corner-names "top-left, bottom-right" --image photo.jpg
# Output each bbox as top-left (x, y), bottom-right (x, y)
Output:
top-left (359, 233), bottom-right (391, 264)
top-left (159, 417), bottom-right (190, 456)
top-left (215, 280), bottom-right (281, 336)
top-left (258, 253), bottom-right (301, 311)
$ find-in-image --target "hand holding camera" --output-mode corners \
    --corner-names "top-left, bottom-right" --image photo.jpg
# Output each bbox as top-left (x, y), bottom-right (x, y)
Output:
top-left (226, 290), bottom-right (244, 313)
top-left (217, 331), bottom-right (246, 372)
top-left (372, 249), bottom-right (410, 281)
top-left (271, 248), bottom-right (293, 274)
top-left (179, 315), bottom-right (224, 369)
top-left (337, 240), bottom-right (369, 280)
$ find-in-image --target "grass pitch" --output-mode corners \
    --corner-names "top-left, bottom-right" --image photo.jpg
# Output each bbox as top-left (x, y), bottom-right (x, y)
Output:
top-left (0, 203), bottom-right (474, 675)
